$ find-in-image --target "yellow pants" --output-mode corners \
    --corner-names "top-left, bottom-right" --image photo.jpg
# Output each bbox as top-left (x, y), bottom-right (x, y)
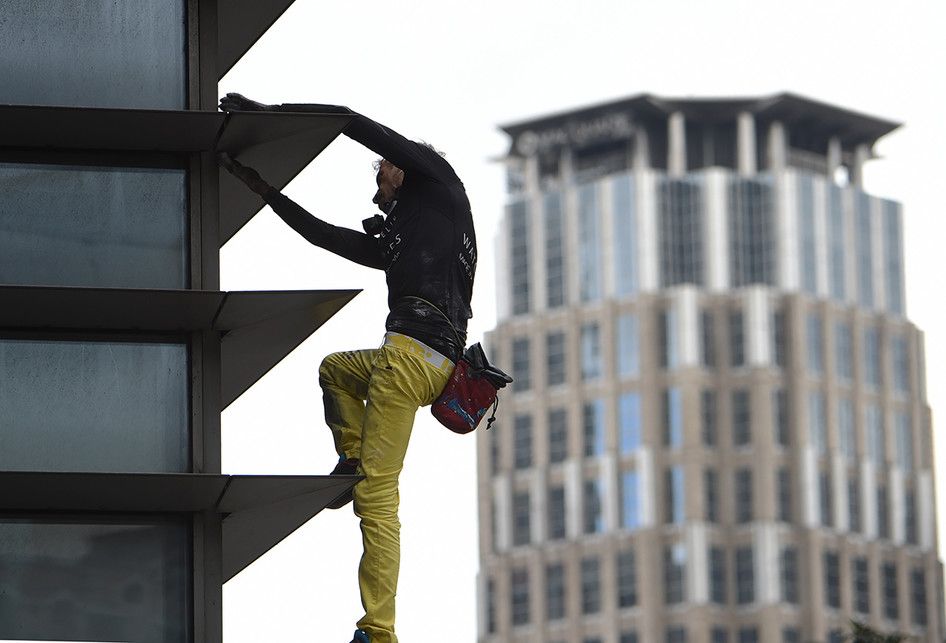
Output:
top-left (319, 332), bottom-right (453, 643)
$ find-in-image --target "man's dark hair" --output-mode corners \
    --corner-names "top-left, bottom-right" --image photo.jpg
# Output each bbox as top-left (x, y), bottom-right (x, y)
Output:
top-left (373, 142), bottom-right (444, 171)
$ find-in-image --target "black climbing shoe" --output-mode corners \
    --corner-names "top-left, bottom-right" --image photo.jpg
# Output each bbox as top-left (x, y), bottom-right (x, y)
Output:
top-left (327, 457), bottom-right (359, 509)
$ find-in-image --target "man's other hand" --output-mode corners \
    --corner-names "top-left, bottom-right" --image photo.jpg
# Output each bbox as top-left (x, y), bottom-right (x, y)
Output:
top-left (219, 92), bottom-right (271, 112)
top-left (218, 153), bottom-right (271, 196)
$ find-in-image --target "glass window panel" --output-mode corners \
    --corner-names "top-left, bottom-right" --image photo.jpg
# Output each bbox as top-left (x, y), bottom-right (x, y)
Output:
top-left (777, 468), bottom-right (792, 522)
top-left (583, 479), bottom-right (603, 534)
top-left (852, 557), bottom-right (869, 614)
top-left (621, 471), bottom-right (641, 530)
top-left (835, 321), bottom-right (853, 381)
top-left (735, 546), bottom-right (755, 604)
top-left (513, 491), bottom-right (531, 546)
top-left (659, 177), bottom-right (704, 287)
top-left (1, 0), bottom-right (185, 109)
top-left (583, 399), bottom-right (605, 457)
top-left (486, 578), bottom-right (497, 633)
top-left (547, 486), bottom-right (566, 540)
top-left (0, 339), bottom-right (189, 472)
top-left (664, 544), bottom-right (686, 604)
top-left (729, 177), bottom-right (775, 286)
top-left (877, 486), bottom-right (890, 540)
top-left (702, 390), bottom-right (718, 446)
top-left (513, 414), bottom-right (533, 469)
top-left (709, 547), bottom-right (727, 604)
top-left (883, 562), bottom-right (899, 620)
top-left (863, 327), bottom-right (881, 387)
top-left (772, 310), bottom-right (787, 368)
top-left (702, 310), bottom-right (717, 368)
top-left (546, 331), bottom-right (566, 386)
top-left (544, 192), bottom-right (566, 308)
top-left (892, 335), bottom-right (911, 393)
top-left (905, 489), bottom-right (918, 545)
top-left (509, 202), bottom-right (531, 315)
top-left (855, 192), bottom-right (875, 308)
top-left (617, 549), bottom-right (638, 608)
top-left (660, 309), bottom-right (679, 369)
top-left (911, 568), bottom-right (927, 626)
top-left (0, 163), bottom-right (188, 289)
top-left (729, 310), bottom-right (745, 367)
top-left (548, 408), bottom-right (568, 464)
top-left (738, 628), bottom-right (759, 643)
top-left (546, 563), bottom-right (566, 620)
top-left (704, 469), bottom-right (719, 523)
top-left (896, 411), bottom-right (914, 471)
top-left (580, 322), bottom-right (601, 380)
top-left (798, 173), bottom-right (818, 294)
top-left (838, 399), bottom-right (856, 460)
top-left (511, 567), bottom-right (530, 625)
top-left (581, 556), bottom-right (601, 614)
top-left (664, 388), bottom-right (683, 448)
top-left (0, 517), bottom-right (190, 642)
top-left (665, 466), bottom-right (685, 524)
top-left (511, 337), bottom-right (531, 391)
top-left (808, 391), bottom-right (827, 455)
top-left (848, 477), bottom-right (861, 533)
top-left (578, 184), bottom-right (602, 302)
top-left (614, 174), bottom-right (638, 296)
top-left (732, 389), bottom-right (751, 446)
top-left (824, 551), bottom-right (841, 608)
top-left (617, 313), bottom-right (640, 377)
top-left (884, 200), bottom-right (905, 315)
top-left (827, 185), bottom-right (846, 301)
top-left (774, 389), bottom-right (789, 446)
top-left (806, 312), bottom-right (823, 375)
top-left (619, 392), bottom-right (642, 454)
top-left (867, 404), bottom-right (885, 466)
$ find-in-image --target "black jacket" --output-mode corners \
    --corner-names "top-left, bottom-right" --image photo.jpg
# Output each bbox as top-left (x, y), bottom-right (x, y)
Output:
top-left (262, 104), bottom-right (476, 361)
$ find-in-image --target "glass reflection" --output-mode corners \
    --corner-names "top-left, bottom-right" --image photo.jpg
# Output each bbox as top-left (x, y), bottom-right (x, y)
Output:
top-left (0, 518), bottom-right (191, 642)
top-left (0, 339), bottom-right (189, 473)
top-left (1, 0), bottom-right (186, 109)
top-left (0, 162), bottom-right (188, 289)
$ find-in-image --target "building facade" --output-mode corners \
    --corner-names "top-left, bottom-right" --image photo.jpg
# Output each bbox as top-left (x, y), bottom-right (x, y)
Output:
top-left (0, 2), bottom-right (358, 641)
top-left (478, 94), bottom-right (943, 643)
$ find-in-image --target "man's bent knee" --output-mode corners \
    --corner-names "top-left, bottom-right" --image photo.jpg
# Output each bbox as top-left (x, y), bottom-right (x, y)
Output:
top-left (318, 352), bottom-right (345, 387)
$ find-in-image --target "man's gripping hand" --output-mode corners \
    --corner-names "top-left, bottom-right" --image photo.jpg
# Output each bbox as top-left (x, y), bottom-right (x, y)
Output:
top-left (219, 92), bottom-right (272, 112)
top-left (218, 153), bottom-right (272, 196)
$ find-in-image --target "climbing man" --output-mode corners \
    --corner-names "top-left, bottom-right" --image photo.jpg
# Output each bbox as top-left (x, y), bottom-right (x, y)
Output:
top-left (218, 93), bottom-right (476, 643)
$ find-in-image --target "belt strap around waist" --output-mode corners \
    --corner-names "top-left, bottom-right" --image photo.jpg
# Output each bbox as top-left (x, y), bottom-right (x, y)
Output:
top-left (383, 332), bottom-right (454, 371)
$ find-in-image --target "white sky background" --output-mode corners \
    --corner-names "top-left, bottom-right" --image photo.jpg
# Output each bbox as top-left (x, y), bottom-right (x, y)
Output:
top-left (219, 1), bottom-right (946, 640)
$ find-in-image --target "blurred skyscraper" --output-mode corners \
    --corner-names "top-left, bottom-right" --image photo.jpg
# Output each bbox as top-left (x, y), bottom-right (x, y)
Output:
top-left (478, 94), bottom-right (943, 643)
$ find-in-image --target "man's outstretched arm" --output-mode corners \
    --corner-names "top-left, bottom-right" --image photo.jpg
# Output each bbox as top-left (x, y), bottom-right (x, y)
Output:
top-left (219, 154), bottom-right (386, 270)
top-left (219, 93), bottom-right (451, 183)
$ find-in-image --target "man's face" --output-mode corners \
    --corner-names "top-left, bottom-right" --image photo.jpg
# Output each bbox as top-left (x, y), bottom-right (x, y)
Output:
top-left (372, 160), bottom-right (404, 211)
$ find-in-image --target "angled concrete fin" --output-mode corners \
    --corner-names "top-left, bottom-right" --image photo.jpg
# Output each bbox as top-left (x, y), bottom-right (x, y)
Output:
top-left (218, 289), bottom-right (359, 408)
top-left (216, 0), bottom-right (297, 80)
top-left (0, 472), bottom-right (228, 512)
top-left (216, 111), bottom-right (352, 242)
top-left (221, 475), bottom-right (359, 582)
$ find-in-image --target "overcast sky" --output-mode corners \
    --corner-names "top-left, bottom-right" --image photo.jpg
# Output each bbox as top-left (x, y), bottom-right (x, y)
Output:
top-left (219, 1), bottom-right (946, 640)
